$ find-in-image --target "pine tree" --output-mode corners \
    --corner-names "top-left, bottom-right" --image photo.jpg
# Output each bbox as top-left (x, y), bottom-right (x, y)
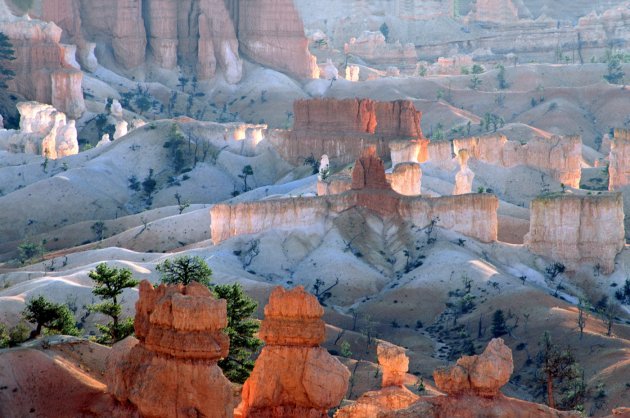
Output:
top-left (214, 283), bottom-right (263, 383)
top-left (0, 32), bottom-right (15, 89)
top-left (157, 255), bottom-right (212, 286)
top-left (88, 263), bottom-right (139, 344)
top-left (536, 332), bottom-right (582, 410)
top-left (491, 309), bottom-right (508, 337)
top-left (22, 295), bottom-right (79, 339)
top-left (604, 57), bottom-right (625, 85)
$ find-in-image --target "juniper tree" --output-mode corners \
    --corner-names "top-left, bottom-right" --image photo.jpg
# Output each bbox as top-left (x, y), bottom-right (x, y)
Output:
top-left (22, 295), bottom-right (79, 339)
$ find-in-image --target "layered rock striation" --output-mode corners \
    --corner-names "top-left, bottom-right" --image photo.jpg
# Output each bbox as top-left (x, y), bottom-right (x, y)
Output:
top-left (271, 99), bottom-right (425, 166)
top-left (31, 0), bottom-right (317, 82)
top-left (106, 280), bottom-right (234, 418)
top-left (429, 134), bottom-right (582, 188)
top-left (238, 0), bottom-right (318, 79)
top-left (609, 129), bottom-right (630, 191)
top-left (525, 193), bottom-right (625, 274)
top-left (235, 286), bottom-right (350, 418)
top-left (212, 147), bottom-right (498, 244)
top-left (0, 5), bottom-right (85, 118)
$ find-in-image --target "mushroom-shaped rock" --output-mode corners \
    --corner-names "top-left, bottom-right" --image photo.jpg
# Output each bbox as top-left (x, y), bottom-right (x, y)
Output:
top-left (106, 280), bottom-right (233, 418)
top-left (235, 286), bottom-right (350, 418)
top-left (378, 342), bottom-right (409, 388)
top-left (335, 342), bottom-right (418, 418)
top-left (433, 338), bottom-right (513, 397)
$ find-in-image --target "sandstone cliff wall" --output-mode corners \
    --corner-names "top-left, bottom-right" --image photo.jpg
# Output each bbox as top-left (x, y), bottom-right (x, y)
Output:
top-left (211, 192), bottom-right (498, 244)
top-left (271, 99), bottom-right (424, 166)
top-left (238, 0), bottom-right (318, 79)
top-left (0, 10), bottom-right (85, 118)
top-left (426, 134), bottom-right (581, 188)
top-left (525, 193), bottom-right (625, 274)
top-left (31, 0), bottom-right (316, 81)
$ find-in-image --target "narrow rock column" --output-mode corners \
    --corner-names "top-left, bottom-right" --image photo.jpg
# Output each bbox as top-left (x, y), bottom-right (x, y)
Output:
top-left (453, 149), bottom-right (475, 195)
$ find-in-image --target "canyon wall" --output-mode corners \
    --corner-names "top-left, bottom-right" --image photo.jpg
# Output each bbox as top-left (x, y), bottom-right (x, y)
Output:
top-left (398, 193), bottom-right (498, 243)
top-left (0, 7), bottom-right (85, 118)
top-left (525, 193), bottom-right (625, 274)
top-left (213, 146), bottom-right (497, 244)
top-left (30, 0), bottom-right (317, 82)
top-left (270, 99), bottom-right (424, 166)
top-left (425, 134), bottom-right (582, 188)
top-left (211, 191), bottom-right (498, 244)
top-left (238, 0), bottom-right (318, 79)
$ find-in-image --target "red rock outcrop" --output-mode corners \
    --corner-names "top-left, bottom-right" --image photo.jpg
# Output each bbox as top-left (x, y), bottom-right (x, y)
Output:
top-left (609, 129), bottom-right (630, 191)
top-left (0, 10), bottom-right (85, 118)
top-left (271, 99), bottom-right (424, 165)
top-left (106, 280), bottom-right (234, 418)
top-left (335, 342), bottom-right (419, 418)
top-left (77, 0), bottom-right (147, 69)
top-left (525, 193), bottom-right (625, 274)
top-left (434, 338), bottom-right (512, 397)
top-left (377, 339), bottom-right (579, 418)
top-left (144, 0), bottom-right (242, 82)
top-left (352, 146), bottom-right (390, 190)
top-left (235, 286), bottom-right (350, 418)
top-left (238, 0), bottom-right (318, 79)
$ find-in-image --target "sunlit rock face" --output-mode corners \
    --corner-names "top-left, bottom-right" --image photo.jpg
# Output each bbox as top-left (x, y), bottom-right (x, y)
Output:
top-left (0, 6), bottom-right (85, 119)
top-left (212, 147), bottom-right (498, 244)
top-left (0, 102), bottom-right (78, 158)
top-left (335, 342), bottom-right (419, 418)
top-left (270, 98), bottom-right (424, 166)
top-left (433, 338), bottom-right (513, 397)
top-left (235, 286), bottom-right (350, 418)
top-left (609, 129), bottom-right (630, 191)
top-left (525, 193), bottom-right (625, 274)
top-left (389, 163), bottom-right (422, 197)
top-left (32, 0), bottom-right (317, 83)
top-left (106, 280), bottom-right (234, 418)
top-left (377, 339), bottom-right (580, 418)
top-left (445, 134), bottom-right (582, 188)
